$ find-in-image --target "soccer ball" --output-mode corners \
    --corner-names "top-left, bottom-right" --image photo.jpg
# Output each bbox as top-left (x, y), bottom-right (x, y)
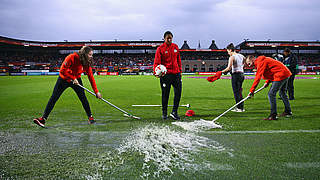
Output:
top-left (155, 64), bottom-right (167, 76)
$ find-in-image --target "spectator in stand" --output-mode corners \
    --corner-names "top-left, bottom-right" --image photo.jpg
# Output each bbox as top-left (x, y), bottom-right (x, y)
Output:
top-left (283, 48), bottom-right (298, 100)
top-left (33, 46), bottom-right (102, 128)
top-left (221, 43), bottom-right (246, 112)
top-left (153, 31), bottom-right (182, 120)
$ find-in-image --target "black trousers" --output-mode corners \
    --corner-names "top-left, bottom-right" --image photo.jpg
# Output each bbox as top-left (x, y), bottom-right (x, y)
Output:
top-left (287, 74), bottom-right (295, 99)
top-left (160, 73), bottom-right (182, 115)
top-left (43, 76), bottom-right (92, 119)
top-left (231, 72), bottom-right (244, 110)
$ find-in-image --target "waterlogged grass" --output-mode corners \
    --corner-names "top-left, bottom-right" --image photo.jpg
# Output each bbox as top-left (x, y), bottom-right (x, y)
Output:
top-left (1, 75), bottom-right (320, 131)
top-left (0, 75), bottom-right (320, 179)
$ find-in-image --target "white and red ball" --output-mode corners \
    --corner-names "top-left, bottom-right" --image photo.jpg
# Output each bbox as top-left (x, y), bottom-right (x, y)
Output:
top-left (155, 64), bottom-right (167, 76)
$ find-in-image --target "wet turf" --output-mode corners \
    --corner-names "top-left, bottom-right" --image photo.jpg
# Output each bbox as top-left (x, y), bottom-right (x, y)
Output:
top-left (0, 75), bottom-right (319, 179)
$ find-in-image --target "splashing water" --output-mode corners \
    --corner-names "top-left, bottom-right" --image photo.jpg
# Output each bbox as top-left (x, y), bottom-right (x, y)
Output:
top-left (172, 119), bottom-right (222, 132)
top-left (87, 124), bottom-right (232, 179)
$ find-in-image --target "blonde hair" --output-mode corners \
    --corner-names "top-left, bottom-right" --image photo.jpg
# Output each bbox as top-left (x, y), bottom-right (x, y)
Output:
top-left (78, 46), bottom-right (93, 66)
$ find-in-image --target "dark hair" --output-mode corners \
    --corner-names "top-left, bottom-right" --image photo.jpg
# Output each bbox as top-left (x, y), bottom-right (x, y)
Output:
top-left (163, 31), bottom-right (173, 39)
top-left (78, 46), bottom-right (93, 66)
top-left (226, 43), bottom-right (235, 52)
top-left (247, 55), bottom-right (255, 60)
top-left (283, 48), bottom-right (291, 53)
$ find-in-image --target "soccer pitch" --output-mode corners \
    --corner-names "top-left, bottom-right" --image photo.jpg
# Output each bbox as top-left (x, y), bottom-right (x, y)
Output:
top-left (0, 75), bottom-right (319, 179)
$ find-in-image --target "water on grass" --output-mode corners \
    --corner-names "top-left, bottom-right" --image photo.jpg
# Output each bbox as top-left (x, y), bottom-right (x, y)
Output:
top-left (172, 119), bottom-right (222, 132)
top-left (0, 124), bottom-right (232, 179)
top-left (87, 124), bottom-right (233, 179)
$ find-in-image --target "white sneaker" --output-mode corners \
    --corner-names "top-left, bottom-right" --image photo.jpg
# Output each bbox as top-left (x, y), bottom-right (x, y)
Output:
top-left (231, 108), bottom-right (239, 112)
top-left (231, 108), bottom-right (245, 112)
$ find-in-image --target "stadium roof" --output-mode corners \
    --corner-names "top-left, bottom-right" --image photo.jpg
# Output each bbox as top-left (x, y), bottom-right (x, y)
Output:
top-left (237, 40), bottom-right (320, 50)
top-left (0, 35), bottom-right (228, 52)
top-left (0, 35), bottom-right (163, 49)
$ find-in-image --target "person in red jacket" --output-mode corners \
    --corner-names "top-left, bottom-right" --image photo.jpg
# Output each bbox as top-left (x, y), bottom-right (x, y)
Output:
top-left (246, 55), bottom-right (292, 120)
top-left (153, 31), bottom-right (182, 120)
top-left (33, 46), bottom-right (102, 128)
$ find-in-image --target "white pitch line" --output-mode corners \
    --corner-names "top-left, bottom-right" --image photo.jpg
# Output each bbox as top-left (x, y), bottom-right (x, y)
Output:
top-left (205, 129), bottom-right (320, 134)
top-left (285, 162), bottom-right (320, 168)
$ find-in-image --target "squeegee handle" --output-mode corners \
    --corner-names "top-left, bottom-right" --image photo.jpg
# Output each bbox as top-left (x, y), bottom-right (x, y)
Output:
top-left (78, 83), bottom-right (96, 96)
top-left (77, 84), bottom-right (130, 115)
top-left (213, 86), bottom-right (265, 121)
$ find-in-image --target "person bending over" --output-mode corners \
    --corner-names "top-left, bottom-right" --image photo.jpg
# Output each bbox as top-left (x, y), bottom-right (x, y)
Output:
top-left (33, 46), bottom-right (102, 128)
top-left (246, 55), bottom-right (292, 120)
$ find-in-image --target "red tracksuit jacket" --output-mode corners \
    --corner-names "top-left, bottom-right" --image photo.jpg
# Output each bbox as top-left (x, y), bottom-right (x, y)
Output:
top-left (250, 56), bottom-right (292, 93)
top-left (153, 42), bottom-right (182, 74)
top-left (59, 52), bottom-right (99, 94)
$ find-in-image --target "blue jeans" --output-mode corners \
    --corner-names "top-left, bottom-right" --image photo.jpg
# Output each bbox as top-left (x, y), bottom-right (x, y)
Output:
top-left (268, 78), bottom-right (291, 115)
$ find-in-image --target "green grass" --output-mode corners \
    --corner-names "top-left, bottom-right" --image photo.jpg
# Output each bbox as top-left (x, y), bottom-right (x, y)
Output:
top-left (0, 75), bottom-right (319, 179)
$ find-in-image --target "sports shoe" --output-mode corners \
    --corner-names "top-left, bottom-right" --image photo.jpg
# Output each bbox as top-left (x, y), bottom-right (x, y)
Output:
top-left (33, 117), bottom-right (46, 128)
top-left (88, 116), bottom-right (95, 124)
top-left (263, 114), bottom-right (278, 120)
top-left (279, 111), bottom-right (292, 118)
top-left (231, 108), bottom-right (238, 112)
top-left (170, 112), bottom-right (180, 120)
top-left (162, 115), bottom-right (168, 120)
top-left (231, 108), bottom-right (245, 112)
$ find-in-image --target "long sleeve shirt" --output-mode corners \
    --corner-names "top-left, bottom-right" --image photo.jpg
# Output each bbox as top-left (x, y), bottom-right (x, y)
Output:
top-left (250, 56), bottom-right (292, 93)
top-left (283, 54), bottom-right (298, 74)
top-left (59, 52), bottom-right (99, 94)
top-left (153, 42), bottom-right (182, 74)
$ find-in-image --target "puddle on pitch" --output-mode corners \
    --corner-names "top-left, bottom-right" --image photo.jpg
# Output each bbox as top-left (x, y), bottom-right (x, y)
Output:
top-left (172, 119), bottom-right (222, 132)
top-left (0, 131), bottom-right (127, 155)
top-left (87, 124), bottom-right (234, 179)
top-left (1, 124), bottom-right (234, 179)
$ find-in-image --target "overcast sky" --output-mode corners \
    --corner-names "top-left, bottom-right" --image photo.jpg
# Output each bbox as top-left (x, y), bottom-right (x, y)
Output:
top-left (1, 0), bottom-right (320, 49)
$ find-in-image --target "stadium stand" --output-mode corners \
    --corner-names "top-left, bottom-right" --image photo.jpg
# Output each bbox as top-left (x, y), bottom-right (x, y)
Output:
top-left (0, 36), bottom-right (319, 75)
top-left (237, 40), bottom-right (320, 74)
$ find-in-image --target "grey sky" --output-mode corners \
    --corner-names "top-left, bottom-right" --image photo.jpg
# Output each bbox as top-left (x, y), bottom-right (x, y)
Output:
top-left (1, 0), bottom-right (320, 49)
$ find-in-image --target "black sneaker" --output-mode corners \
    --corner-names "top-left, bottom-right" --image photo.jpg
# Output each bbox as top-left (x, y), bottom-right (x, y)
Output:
top-left (33, 117), bottom-right (46, 128)
top-left (170, 112), bottom-right (180, 120)
top-left (88, 116), bottom-right (95, 124)
top-left (263, 114), bottom-right (278, 120)
top-left (279, 111), bottom-right (292, 118)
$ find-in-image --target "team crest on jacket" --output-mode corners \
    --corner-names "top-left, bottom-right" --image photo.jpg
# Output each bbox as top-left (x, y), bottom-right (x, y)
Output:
top-left (174, 49), bottom-right (177, 53)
